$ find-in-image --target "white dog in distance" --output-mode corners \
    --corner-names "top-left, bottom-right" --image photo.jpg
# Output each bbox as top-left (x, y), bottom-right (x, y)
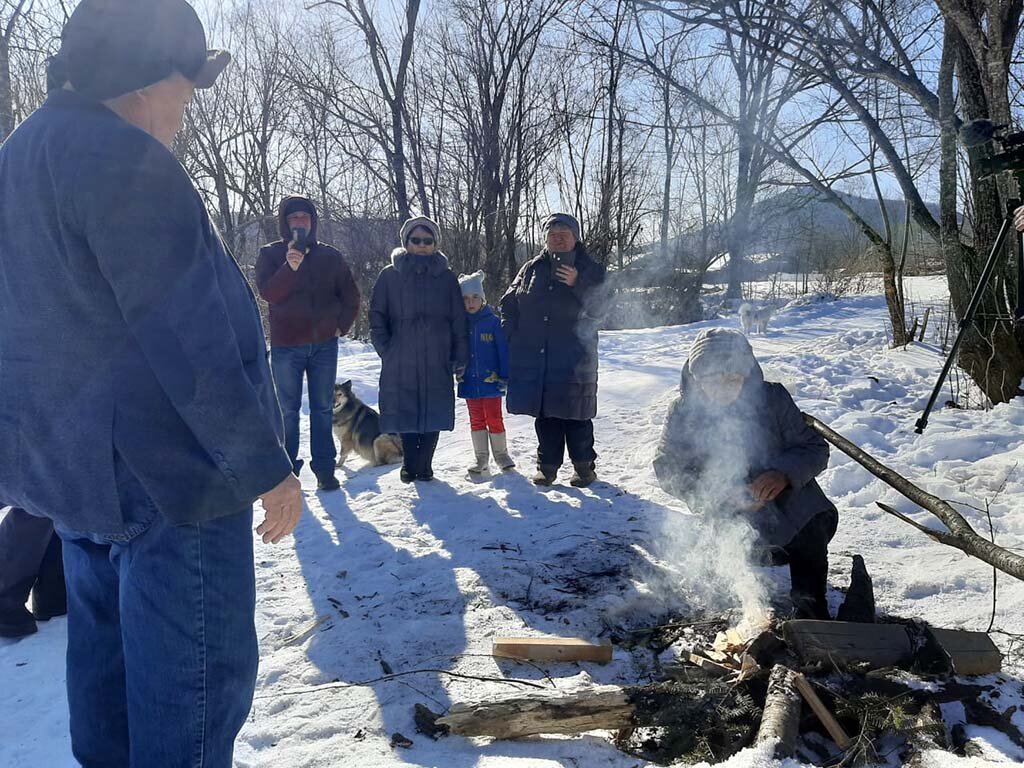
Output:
top-left (739, 303), bottom-right (773, 335)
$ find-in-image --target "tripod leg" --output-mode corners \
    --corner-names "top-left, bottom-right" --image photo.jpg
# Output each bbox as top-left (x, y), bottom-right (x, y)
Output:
top-left (916, 215), bottom-right (1015, 434)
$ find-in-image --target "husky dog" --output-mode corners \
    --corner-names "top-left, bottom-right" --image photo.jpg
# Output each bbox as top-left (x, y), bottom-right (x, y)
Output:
top-left (739, 303), bottom-right (773, 335)
top-left (332, 381), bottom-right (404, 467)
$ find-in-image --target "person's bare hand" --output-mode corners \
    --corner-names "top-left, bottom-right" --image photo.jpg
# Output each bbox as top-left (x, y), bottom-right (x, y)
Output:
top-left (286, 248), bottom-right (305, 271)
top-left (257, 473), bottom-right (302, 544)
top-left (1015, 205), bottom-right (1024, 233)
top-left (725, 486), bottom-right (763, 513)
top-left (556, 264), bottom-right (578, 287)
top-left (749, 470), bottom-right (789, 503)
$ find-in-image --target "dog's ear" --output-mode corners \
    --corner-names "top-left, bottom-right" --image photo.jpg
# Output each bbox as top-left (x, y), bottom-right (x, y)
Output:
top-left (341, 379), bottom-right (352, 391)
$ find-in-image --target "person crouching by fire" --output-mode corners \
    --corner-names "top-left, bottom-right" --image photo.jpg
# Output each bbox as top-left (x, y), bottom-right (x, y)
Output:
top-left (653, 329), bottom-right (838, 620)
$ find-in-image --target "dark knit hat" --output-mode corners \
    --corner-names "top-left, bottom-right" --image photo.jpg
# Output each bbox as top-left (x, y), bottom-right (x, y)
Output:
top-left (687, 329), bottom-right (756, 378)
top-left (542, 213), bottom-right (581, 241)
top-left (400, 216), bottom-right (442, 247)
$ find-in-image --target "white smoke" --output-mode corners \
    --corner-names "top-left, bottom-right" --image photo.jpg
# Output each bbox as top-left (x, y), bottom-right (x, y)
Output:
top-left (653, 377), bottom-right (775, 633)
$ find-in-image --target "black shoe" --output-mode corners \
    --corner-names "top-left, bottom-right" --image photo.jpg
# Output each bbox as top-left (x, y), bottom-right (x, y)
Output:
top-left (417, 470), bottom-right (434, 482)
top-left (400, 467), bottom-right (415, 484)
top-left (532, 466), bottom-right (558, 486)
top-left (316, 473), bottom-right (341, 491)
top-left (569, 462), bottom-right (596, 488)
top-left (0, 606), bottom-right (38, 639)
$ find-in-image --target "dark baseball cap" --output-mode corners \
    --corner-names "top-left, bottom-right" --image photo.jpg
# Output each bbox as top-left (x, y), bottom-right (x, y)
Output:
top-left (60, 0), bottom-right (230, 101)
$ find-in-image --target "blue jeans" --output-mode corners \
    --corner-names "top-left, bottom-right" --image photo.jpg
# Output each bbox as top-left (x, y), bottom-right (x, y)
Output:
top-left (271, 338), bottom-right (339, 477)
top-left (59, 464), bottom-right (258, 768)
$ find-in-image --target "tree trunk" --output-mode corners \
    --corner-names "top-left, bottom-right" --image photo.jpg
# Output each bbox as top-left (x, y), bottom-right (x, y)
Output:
top-left (0, 35), bottom-right (13, 142)
top-left (756, 665), bottom-right (801, 758)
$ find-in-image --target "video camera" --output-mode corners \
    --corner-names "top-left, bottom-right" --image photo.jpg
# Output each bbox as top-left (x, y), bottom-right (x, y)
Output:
top-left (959, 119), bottom-right (1024, 180)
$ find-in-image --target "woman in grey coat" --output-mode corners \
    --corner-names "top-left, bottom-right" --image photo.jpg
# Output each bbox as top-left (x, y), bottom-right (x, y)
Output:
top-left (370, 217), bottom-right (469, 482)
top-left (653, 329), bottom-right (838, 619)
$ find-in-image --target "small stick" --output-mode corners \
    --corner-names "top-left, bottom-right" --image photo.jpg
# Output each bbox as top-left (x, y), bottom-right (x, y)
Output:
top-left (793, 673), bottom-right (853, 750)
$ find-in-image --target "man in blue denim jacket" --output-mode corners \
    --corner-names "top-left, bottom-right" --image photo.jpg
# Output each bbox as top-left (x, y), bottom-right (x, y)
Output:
top-left (0, 1), bottom-right (302, 764)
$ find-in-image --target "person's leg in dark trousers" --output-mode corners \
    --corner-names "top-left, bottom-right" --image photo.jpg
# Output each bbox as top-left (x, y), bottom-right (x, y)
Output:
top-left (401, 433), bottom-right (421, 482)
top-left (0, 507), bottom-right (60, 638)
top-left (417, 432), bottom-right (440, 480)
top-left (783, 509), bottom-right (838, 620)
top-left (564, 419), bottom-right (597, 486)
top-left (533, 417), bottom-right (567, 484)
top-left (31, 531), bottom-right (66, 620)
top-left (271, 345), bottom-right (308, 476)
top-left (62, 473), bottom-right (258, 767)
top-left (306, 338), bottom-right (339, 486)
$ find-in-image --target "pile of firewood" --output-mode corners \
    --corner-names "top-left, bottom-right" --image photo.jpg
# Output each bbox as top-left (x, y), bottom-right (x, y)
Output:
top-left (417, 618), bottom-right (1020, 765)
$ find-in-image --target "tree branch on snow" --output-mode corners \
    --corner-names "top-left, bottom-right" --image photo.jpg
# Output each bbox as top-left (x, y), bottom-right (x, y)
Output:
top-left (804, 413), bottom-right (1024, 582)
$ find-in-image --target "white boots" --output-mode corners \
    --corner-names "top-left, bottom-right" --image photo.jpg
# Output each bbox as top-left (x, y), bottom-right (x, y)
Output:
top-left (489, 431), bottom-right (515, 470)
top-left (468, 430), bottom-right (515, 473)
top-left (468, 431), bottom-right (490, 473)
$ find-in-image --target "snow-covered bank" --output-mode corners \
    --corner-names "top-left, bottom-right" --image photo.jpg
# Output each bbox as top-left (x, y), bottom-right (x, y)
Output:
top-left (4, 276), bottom-right (1023, 767)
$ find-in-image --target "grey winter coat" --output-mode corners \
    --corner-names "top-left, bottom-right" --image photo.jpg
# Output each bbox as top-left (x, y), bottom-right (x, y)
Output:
top-left (653, 361), bottom-right (836, 548)
top-left (499, 245), bottom-right (607, 421)
top-left (370, 248), bottom-right (469, 434)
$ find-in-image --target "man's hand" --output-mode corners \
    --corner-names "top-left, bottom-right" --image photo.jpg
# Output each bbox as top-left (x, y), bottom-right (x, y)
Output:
top-left (556, 264), bottom-right (578, 287)
top-left (1015, 205), bottom-right (1024, 233)
top-left (286, 248), bottom-right (305, 271)
top-left (257, 473), bottom-right (302, 544)
top-left (749, 470), bottom-right (789, 503)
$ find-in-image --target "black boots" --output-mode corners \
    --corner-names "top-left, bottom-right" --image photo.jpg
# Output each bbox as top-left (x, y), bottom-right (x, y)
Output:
top-left (315, 472), bottom-right (340, 491)
top-left (532, 465), bottom-right (558, 486)
top-left (570, 462), bottom-right (597, 488)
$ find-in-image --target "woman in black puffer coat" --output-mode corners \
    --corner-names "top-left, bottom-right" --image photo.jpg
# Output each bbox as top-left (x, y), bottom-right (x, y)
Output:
top-left (369, 217), bottom-right (468, 482)
top-left (500, 213), bottom-right (607, 487)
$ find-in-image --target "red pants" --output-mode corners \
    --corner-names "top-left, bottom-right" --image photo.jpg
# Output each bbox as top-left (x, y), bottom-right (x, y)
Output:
top-left (466, 397), bottom-right (505, 433)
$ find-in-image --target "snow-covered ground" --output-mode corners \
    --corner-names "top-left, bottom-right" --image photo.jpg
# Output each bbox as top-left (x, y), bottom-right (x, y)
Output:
top-left (4, 276), bottom-right (1024, 767)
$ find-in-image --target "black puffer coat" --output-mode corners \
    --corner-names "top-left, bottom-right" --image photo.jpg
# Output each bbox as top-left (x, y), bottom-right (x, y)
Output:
top-left (499, 245), bottom-right (607, 420)
top-left (653, 360), bottom-right (836, 548)
top-left (369, 248), bottom-right (468, 433)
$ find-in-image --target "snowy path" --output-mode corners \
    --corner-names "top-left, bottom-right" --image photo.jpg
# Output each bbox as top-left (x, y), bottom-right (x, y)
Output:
top-left (4, 276), bottom-right (1024, 767)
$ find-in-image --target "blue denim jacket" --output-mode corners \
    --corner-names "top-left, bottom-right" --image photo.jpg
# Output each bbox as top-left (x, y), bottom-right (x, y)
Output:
top-left (0, 90), bottom-right (292, 535)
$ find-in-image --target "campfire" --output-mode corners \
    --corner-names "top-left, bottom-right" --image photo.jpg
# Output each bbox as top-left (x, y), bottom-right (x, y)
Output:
top-left (414, 614), bottom-right (1018, 765)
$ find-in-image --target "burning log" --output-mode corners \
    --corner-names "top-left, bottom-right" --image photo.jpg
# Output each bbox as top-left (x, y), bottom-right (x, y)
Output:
top-left (756, 665), bottom-right (801, 758)
top-left (804, 413), bottom-right (1024, 582)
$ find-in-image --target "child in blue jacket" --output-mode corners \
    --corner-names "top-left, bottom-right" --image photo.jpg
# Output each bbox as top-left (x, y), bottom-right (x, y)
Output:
top-left (458, 271), bottom-right (515, 473)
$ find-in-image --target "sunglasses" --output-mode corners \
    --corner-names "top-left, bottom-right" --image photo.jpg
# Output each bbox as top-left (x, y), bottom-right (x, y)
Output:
top-left (409, 237), bottom-right (435, 246)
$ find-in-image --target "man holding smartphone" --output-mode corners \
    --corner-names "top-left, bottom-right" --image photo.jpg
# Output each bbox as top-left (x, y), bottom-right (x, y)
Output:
top-left (256, 196), bottom-right (361, 491)
top-left (500, 213), bottom-right (607, 487)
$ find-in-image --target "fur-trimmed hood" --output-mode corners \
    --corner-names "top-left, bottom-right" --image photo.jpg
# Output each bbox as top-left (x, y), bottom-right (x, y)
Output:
top-left (390, 247), bottom-right (451, 276)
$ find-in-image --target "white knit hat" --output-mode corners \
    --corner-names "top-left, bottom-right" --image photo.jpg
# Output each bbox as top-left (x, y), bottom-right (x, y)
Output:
top-left (459, 270), bottom-right (485, 300)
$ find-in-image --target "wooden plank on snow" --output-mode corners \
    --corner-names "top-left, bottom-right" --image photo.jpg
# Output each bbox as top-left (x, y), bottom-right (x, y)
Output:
top-left (782, 620), bottom-right (913, 670)
top-left (492, 637), bottom-right (613, 664)
top-left (926, 628), bottom-right (1002, 676)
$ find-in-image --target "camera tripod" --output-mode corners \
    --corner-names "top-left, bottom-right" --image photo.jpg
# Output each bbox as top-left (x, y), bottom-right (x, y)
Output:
top-left (915, 180), bottom-right (1024, 434)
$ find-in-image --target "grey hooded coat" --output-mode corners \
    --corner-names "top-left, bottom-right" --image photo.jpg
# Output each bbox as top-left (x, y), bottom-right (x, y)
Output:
top-left (653, 360), bottom-right (836, 548)
top-left (369, 248), bottom-right (469, 434)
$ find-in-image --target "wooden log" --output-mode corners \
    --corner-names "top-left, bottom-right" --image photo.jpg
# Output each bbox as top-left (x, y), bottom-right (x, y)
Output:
top-left (492, 637), bottom-right (613, 664)
top-left (792, 673), bottom-right (853, 750)
top-left (689, 653), bottom-right (734, 677)
top-left (783, 620), bottom-right (913, 671)
top-left (918, 307), bottom-right (931, 342)
top-left (438, 685), bottom-right (633, 738)
top-left (926, 628), bottom-right (1002, 676)
top-left (756, 665), bottom-right (802, 758)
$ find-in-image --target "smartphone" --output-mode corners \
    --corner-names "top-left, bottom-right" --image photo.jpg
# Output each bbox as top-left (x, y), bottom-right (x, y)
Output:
top-left (551, 251), bottom-right (576, 271)
top-left (290, 227), bottom-right (309, 252)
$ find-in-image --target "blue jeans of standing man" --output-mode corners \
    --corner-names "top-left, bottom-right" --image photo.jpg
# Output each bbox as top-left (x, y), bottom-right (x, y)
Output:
top-left (271, 337), bottom-right (339, 478)
top-left (59, 459), bottom-right (258, 768)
